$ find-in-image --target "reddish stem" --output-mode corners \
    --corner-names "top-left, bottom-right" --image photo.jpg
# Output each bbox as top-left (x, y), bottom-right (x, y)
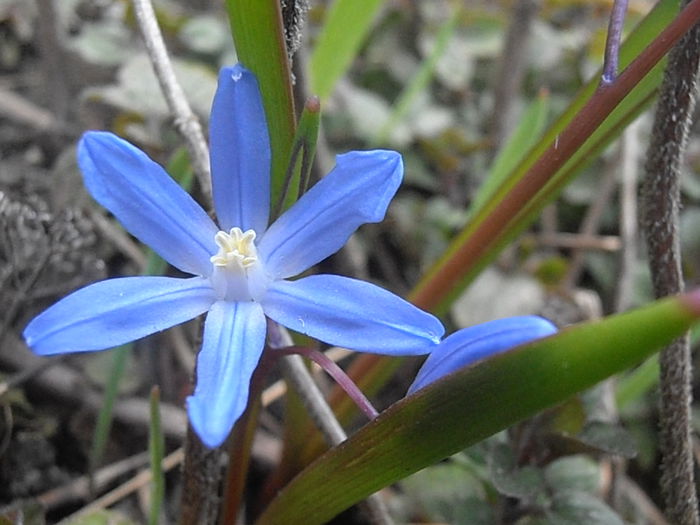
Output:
top-left (277, 346), bottom-right (379, 421)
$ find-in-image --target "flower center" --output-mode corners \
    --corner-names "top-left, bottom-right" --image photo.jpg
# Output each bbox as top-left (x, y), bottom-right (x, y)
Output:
top-left (209, 228), bottom-right (268, 302)
top-left (210, 227), bottom-right (258, 270)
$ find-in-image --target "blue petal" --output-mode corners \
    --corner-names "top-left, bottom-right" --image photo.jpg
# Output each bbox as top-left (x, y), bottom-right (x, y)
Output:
top-left (258, 150), bottom-right (403, 279)
top-left (210, 65), bottom-right (271, 233)
top-left (407, 316), bottom-right (558, 395)
top-left (262, 274), bottom-right (444, 354)
top-left (23, 276), bottom-right (216, 355)
top-left (187, 300), bottom-right (266, 448)
top-left (79, 132), bottom-right (219, 276)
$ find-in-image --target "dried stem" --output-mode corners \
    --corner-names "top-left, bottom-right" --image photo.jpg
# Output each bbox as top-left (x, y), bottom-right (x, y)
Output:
top-left (178, 427), bottom-right (224, 525)
top-left (35, 0), bottom-right (70, 120)
top-left (640, 0), bottom-right (700, 522)
top-left (131, 0), bottom-right (212, 201)
top-left (489, 0), bottom-right (541, 151)
top-left (614, 122), bottom-right (640, 312)
top-left (60, 449), bottom-right (184, 522)
top-left (562, 144), bottom-right (622, 289)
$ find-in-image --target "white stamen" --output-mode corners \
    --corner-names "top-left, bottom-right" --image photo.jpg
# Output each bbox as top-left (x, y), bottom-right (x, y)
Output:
top-left (210, 227), bottom-right (258, 270)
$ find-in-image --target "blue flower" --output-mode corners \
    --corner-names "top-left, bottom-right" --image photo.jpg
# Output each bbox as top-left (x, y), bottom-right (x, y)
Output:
top-left (407, 316), bottom-right (557, 395)
top-left (23, 64), bottom-right (444, 448)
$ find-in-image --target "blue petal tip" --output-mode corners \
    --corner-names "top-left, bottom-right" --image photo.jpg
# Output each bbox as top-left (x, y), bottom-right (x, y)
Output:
top-left (186, 396), bottom-right (231, 449)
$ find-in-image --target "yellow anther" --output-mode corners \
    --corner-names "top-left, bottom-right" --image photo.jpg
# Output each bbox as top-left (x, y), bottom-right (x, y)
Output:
top-left (210, 227), bottom-right (258, 269)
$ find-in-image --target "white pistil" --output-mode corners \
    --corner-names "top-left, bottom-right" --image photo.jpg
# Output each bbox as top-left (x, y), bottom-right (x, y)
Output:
top-left (210, 227), bottom-right (258, 270)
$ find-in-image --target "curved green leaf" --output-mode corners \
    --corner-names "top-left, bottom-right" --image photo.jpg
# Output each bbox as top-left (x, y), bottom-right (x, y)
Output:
top-left (257, 292), bottom-right (700, 524)
top-left (310, 0), bottom-right (384, 100)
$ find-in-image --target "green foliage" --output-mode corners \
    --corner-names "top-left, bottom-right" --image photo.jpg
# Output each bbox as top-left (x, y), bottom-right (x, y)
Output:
top-left (309, 0), bottom-right (385, 100)
top-left (489, 443), bottom-right (545, 500)
top-left (148, 388), bottom-right (165, 525)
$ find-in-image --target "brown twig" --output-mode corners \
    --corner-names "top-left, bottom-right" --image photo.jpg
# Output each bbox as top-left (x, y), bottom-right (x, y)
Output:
top-left (532, 232), bottom-right (621, 252)
top-left (0, 88), bottom-right (69, 134)
top-left (131, 0), bottom-right (212, 202)
top-left (59, 448), bottom-right (184, 524)
top-left (489, 0), bottom-right (542, 151)
top-left (88, 209), bottom-right (147, 271)
top-left (178, 427), bottom-right (224, 525)
top-left (39, 451), bottom-right (150, 510)
top-left (35, 0), bottom-right (70, 120)
top-left (640, 1), bottom-right (700, 521)
top-left (0, 334), bottom-right (188, 438)
top-left (562, 147), bottom-right (623, 289)
top-left (614, 122), bottom-right (641, 312)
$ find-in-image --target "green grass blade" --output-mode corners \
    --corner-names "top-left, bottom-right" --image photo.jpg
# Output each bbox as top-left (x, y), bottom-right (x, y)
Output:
top-left (615, 355), bottom-right (660, 409)
top-left (372, 7), bottom-right (460, 145)
top-left (87, 342), bottom-right (131, 496)
top-left (148, 386), bottom-right (165, 525)
top-left (309, 0), bottom-right (384, 100)
top-left (257, 292), bottom-right (700, 525)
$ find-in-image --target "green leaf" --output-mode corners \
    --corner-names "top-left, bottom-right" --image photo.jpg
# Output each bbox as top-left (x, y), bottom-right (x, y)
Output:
top-left (178, 15), bottom-right (229, 55)
top-left (577, 421), bottom-right (637, 459)
top-left (400, 460), bottom-right (493, 523)
top-left (489, 443), bottom-right (544, 500)
top-left (148, 387), bottom-right (165, 525)
top-left (615, 355), bottom-right (660, 409)
top-left (256, 293), bottom-right (700, 524)
top-left (544, 456), bottom-right (601, 495)
top-left (309, 0), bottom-right (384, 100)
top-left (544, 491), bottom-right (624, 525)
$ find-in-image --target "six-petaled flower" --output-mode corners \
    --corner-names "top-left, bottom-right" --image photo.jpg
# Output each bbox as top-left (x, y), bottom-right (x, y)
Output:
top-left (23, 64), bottom-right (444, 448)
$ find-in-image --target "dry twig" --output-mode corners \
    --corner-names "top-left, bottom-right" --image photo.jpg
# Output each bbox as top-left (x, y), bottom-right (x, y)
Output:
top-left (131, 0), bottom-right (212, 201)
top-left (640, 1), bottom-right (700, 521)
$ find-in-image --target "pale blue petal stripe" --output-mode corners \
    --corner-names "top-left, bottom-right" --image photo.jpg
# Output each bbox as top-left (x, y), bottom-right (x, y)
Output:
top-left (187, 300), bottom-right (267, 448)
top-left (79, 132), bottom-right (218, 276)
top-left (407, 316), bottom-right (558, 395)
top-left (210, 64), bottom-right (271, 233)
top-left (258, 150), bottom-right (403, 279)
top-left (262, 274), bottom-right (443, 355)
top-left (23, 276), bottom-right (216, 355)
